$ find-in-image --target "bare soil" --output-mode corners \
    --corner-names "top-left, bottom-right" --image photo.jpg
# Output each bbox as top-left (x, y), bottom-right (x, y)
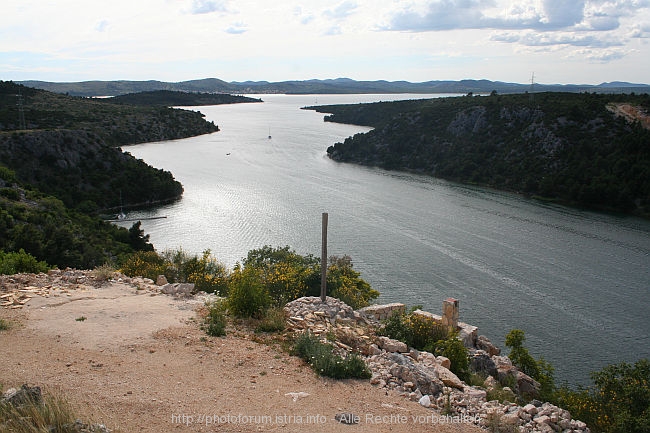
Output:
top-left (0, 276), bottom-right (484, 433)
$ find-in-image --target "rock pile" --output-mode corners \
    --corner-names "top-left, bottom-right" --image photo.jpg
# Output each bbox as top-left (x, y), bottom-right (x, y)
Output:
top-left (283, 297), bottom-right (592, 433)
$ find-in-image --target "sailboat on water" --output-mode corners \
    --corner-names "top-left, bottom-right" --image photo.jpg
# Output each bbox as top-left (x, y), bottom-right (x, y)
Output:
top-left (268, 127), bottom-right (272, 139)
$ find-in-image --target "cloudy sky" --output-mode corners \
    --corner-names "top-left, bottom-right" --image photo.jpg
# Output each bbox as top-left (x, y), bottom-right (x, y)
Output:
top-left (2, 0), bottom-right (649, 85)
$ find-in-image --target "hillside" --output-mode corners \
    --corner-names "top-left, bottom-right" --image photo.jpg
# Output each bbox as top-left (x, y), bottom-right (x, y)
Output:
top-left (106, 90), bottom-right (262, 106)
top-left (0, 81), bottom-right (229, 268)
top-left (0, 81), bottom-right (224, 210)
top-left (309, 92), bottom-right (650, 216)
top-left (19, 78), bottom-right (650, 97)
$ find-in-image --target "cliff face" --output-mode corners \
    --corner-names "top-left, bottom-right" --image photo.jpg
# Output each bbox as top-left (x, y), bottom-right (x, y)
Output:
top-left (318, 92), bottom-right (650, 216)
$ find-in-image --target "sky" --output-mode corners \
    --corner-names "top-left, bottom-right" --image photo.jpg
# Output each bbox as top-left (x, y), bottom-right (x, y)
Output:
top-left (1, 0), bottom-right (649, 85)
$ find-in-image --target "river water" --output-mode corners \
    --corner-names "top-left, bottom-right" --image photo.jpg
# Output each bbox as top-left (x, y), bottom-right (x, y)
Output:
top-left (120, 94), bottom-right (650, 385)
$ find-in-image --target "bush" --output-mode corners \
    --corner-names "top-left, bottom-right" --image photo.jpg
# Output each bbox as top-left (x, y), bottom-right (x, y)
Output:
top-left (430, 337), bottom-right (470, 381)
top-left (239, 247), bottom-right (378, 308)
top-left (180, 250), bottom-right (229, 294)
top-left (292, 332), bottom-right (371, 379)
top-left (326, 255), bottom-right (379, 309)
top-left (203, 299), bottom-right (227, 337)
top-left (505, 329), bottom-right (556, 400)
top-left (0, 318), bottom-right (9, 331)
top-left (555, 358), bottom-right (650, 433)
top-left (0, 249), bottom-right (50, 275)
top-left (91, 263), bottom-right (116, 282)
top-left (227, 265), bottom-right (270, 318)
top-left (255, 307), bottom-right (286, 333)
top-left (120, 250), bottom-right (167, 280)
top-left (378, 310), bottom-right (449, 351)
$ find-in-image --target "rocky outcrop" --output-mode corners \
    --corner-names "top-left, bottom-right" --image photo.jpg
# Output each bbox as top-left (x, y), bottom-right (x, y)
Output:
top-left (284, 298), bottom-right (591, 433)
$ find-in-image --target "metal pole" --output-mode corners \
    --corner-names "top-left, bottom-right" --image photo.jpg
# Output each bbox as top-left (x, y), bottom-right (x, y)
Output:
top-left (320, 212), bottom-right (328, 302)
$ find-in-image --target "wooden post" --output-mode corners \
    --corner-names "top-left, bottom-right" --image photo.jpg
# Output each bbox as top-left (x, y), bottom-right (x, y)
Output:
top-left (320, 212), bottom-right (328, 303)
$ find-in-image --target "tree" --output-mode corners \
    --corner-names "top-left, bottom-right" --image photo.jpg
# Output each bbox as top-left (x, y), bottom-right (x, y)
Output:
top-left (128, 221), bottom-right (154, 251)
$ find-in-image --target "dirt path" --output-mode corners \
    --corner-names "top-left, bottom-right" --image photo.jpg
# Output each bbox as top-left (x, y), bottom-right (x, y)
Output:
top-left (0, 273), bottom-right (484, 433)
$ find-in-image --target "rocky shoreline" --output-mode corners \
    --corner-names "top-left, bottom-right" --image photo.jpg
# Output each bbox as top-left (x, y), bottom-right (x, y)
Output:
top-left (284, 296), bottom-right (591, 433)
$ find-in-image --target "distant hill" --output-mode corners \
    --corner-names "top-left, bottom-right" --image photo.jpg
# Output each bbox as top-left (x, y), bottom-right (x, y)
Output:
top-left (308, 92), bottom-right (650, 216)
top-left (19, 78), bottom-right (650, 97)
top-left (106, 90), bottom-right (262, 106)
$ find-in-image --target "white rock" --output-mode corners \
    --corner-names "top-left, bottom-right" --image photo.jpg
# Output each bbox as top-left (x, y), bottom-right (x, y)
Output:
top-left (419, 395), bottom-right (431, 407)
top-left (523, 403), bottom-right (538, 415)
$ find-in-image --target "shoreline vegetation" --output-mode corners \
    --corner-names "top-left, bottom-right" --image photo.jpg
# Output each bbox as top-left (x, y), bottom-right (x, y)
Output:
top-left (307, 92), bottom-right (650, 218)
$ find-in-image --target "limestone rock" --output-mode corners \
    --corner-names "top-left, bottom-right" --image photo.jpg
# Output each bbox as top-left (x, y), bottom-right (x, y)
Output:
top-left (436, 356), bottom-right (451, 369)
top-left (434, 365), bottom-right (464, 389)
top-left (470, 351), bottom-right (497, 378)
top-left (377, 336), bottom-right (408, 353)
top-left (156, 275), bottom-right (168, 286)
top-left (476, 335), bottom-right (501, 356)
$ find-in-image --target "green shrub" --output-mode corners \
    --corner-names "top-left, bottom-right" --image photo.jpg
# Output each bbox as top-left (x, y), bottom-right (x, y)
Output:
top-left (203, 299), bottom-right (227, 337)
top-left (554, 358), bottom-right (650, 433)
top-left (430, 337), bottom-right (470, 381)
top-left (293, 332), bottom-right (371, 379)
top-left (378, 310), bottom-right (449, 351)
top-left (227, 265), bottom-right (270, 318)
top-left (120, 250), bottom-right (168, 280)
top-left (0, 319), bottom-right (9, 331)
top-left (486, 383), bottom-right (517, 404)
top-left (183, 250), bottom-right (229, 294)
top-left (255, 307), bottom-right (286, 333)
top-left (0, 249), bottom-right (50, 275)
top-left (505, 329), bottom-right (556, 400)
top-left (326, 255), bottom-right (379, 309)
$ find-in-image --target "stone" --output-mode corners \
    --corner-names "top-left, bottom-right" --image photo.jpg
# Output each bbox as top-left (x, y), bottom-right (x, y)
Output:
top-left (476, 335), bottom-right (501, 356)
top-left (156, 275), bottom-right (168, 286)
top-left (160, 283), bottom-right (195, 296)
top-left (470, 351), bottom-right (497, 377)
top-left (483, 375), bottom-right (497, 389)
top-left (377, 336), bottom-right (408, 353)
top-left (434, 365), bottom-right (465, 389)
top-left (458, 322), bottom-right (478, 348)
top-left (2, 384), bottom-right (42, 407)
top-left (523, 403), bottom-right (538, 415)
top-left (386, 353), bottom-right (442, 396)
top-left (517, 371), bottom-right (541, 398)
top-left (436, 356), bottom-right (451, 369)
top-left (419, 395), bottom-right (431, 407)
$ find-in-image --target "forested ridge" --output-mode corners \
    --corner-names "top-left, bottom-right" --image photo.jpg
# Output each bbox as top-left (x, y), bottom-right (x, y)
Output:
top-left (0, 82), bottom-right (226, 269)
top-left (312, 92), bottom-right (650, 216)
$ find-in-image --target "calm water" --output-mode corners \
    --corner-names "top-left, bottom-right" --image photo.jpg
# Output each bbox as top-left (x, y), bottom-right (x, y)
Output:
top-left (121, 94), bottom-right (650, 385)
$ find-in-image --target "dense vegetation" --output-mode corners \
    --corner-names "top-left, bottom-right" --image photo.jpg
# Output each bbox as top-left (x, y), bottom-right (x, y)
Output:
top-left (313, 92), bottom-right (650, 216)
top-left (105, 90), bottom-right (262, 106)
top-left (503, 329), bottom-right (649, 433)
top-left (0, 81), bottom-right (225, 268)
top-left (120, 245), bottom-right (379, 312)
top-left (0, 168), bottom-right (153, 269)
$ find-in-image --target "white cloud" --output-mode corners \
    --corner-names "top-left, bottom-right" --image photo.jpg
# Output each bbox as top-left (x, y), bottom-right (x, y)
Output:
top-left (225, 22), bottom-right (247, 34)
top-left (188, 0), bottom-right (229, 15)
top-left (323, 1), bottom-right (359, 20)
